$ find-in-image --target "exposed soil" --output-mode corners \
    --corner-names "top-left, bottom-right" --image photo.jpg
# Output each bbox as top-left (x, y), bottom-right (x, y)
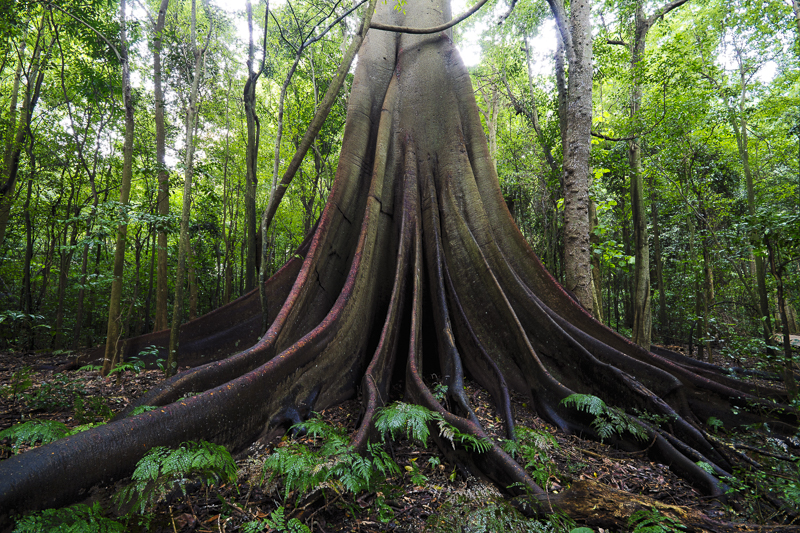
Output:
top-left (0, 348), bottom-right (795, 532)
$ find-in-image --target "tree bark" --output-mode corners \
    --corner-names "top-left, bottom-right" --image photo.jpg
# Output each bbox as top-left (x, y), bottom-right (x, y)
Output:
top-left (153, 0), bottom-right (171, 333)
top-left (243, 0), bottom-right (266, 293)
top-left (102, 0), bottom-right (136, 376)
top-left (166, 0), bottom-right (211, 377)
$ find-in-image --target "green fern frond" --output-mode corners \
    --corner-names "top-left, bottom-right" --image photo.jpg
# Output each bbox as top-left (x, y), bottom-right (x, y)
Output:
top-left (375, 402), bottom-right (439, 444)
top-left (561, 394), bottom-right (606, 416)
top-left (560, 394), bottom-right (647, 443)
top-left (264, 416), bottom-right (399, 499)
top-left (12, 502), bottom-right (125, 533)
top-left (115, 440), bottom-right (236, 514)
top-left (0, 420), bottom-right (70, 454)
top-left (628, 508), bottom-right (685, 533)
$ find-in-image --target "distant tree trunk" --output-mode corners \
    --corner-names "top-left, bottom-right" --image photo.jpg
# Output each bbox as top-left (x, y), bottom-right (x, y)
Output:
top-left (589, 199), bottom-right (603, 322)
top-left (102, 0), bottom-right (135, 376)
top-left (166, 0), bottom-right (211, 377)
top-left (143, 227), bottom-right (155, 334)
top-left (153, 0), bottom-right (171, 333)
top-left (243, 0), bottom-right (266, 293)
top-left (547, 0), bottom-right (594, 314)
top-left (730, 52), bottom-right (772, 348)
top-left (652, 187), bottom-right (666, 342)
top-left (766, 238), bottom-right (797, 395)
top-left (55, 197), bottom-right (78, 349)
top-left (0, 22), bottom-right (51, 251)
top-left (188, 241), bottom-right (198, 320)
top-left (628, 7), bottom-right (651, 349)
top-left (21, 177), bottom-right (34, 351)
top-left (73, 169), bottom-right (100, 348)
top-left (627, 0), bottom-right (690, 349)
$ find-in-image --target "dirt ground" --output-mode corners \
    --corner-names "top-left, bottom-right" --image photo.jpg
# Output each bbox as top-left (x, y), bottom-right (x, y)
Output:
top-left (0, 347), bottom-right (796, 532)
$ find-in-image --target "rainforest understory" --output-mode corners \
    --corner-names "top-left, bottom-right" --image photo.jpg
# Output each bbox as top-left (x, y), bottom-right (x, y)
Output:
top-left (0, 0), bottom-right (798, 530)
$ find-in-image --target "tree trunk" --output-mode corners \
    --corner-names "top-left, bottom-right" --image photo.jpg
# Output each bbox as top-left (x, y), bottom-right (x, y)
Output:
top-left (1, 1), bottom-right (795, 524)
top-left (652, 188), bottom-right (666, 342)
top-left (0, 22), bottom-right (51, 251)
top-left (102, 0), bottom-right (136, 375)
top-left (629, 5), bottom-right (651, 349)
top-left (153, 0), bottom-right (171, 333)
top-left (167, 0), bottom-right (210, 377)
top-left (243, 0), bottom-right (265, 293)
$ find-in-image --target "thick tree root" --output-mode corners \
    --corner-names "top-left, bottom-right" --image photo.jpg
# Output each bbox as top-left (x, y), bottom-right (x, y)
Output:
top-left (530, 480), bottom-right (800, 533)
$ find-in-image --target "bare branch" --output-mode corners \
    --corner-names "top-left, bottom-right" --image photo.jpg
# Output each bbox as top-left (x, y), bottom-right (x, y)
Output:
top-left (370, 0), bottom-right (488, 34)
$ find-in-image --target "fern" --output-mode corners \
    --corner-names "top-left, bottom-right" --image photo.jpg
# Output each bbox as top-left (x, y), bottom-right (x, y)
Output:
top-left (502, 426), bottom-right (560, 488)
top-left (375, 402), bottom-right (491, 452)
top-left (128, 405), bottom-right (159, 417)
top-left (0, 420), bottom-right (70, 453)
top-left (561, 394), bottom-right (647, 442)
top-left (115, 440), bottom-right (237, 514)
top-left (375, 402), bottom-right (437, 444)
top-left (263, 506), bottom-right (311, 533)
top-left (264, 416), bottom-right (400, 499)
top-left (628, 508), bottom-right (685, 533)
top-left (13, 502), bottom-right (125, 533)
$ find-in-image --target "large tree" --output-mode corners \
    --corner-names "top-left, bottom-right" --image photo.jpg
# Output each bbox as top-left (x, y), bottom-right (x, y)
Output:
top-left (0, 0), bottom-right (796, 524)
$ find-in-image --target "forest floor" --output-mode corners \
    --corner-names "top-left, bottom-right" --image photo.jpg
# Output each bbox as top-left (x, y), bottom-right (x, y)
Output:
top-left (0, 346), bottom-right (796, 533)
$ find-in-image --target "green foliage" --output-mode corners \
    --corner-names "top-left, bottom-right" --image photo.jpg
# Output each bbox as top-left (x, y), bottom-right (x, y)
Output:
top-left (115, 440), bottom-right (237, 515)
top-left (706, 417), bottom-right (724, 432)
top-left (426, 488), bottom-right (569, 533)
top-left (0, 366), bottom-right (33, 401)
top-left (375, 402), bottom-right (437, 444)
top-left (0, 420), bottom-right (70, 454)
top-left (502, 426), bottom-right (560, 488)
top-left (263, 417), bottom-right (399, 500)
top-left (12, 502), bottom-right (126, 533)
top-left (0, 420), bottom-right (104, 454)
top-left (128, 405), bottom-right (159, 417)
top-left (22, 373), bottom-right (85, 412)
top-left (561, 394), bottom-right (647, 443)
top-left (627, 508), bottom-right (685, 533)
top-left (263, 506), bottom-right (311, 533)
top-left (107, 357), bottom-right (145, 376)
top-left (73, 396), bottom-right (113, 423)
top-left (375, 402), bottom-right (491, 452)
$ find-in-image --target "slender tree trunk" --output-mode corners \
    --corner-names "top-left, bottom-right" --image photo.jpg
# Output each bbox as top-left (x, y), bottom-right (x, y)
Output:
top-left (21, 178), bottom-right (34, 351)
top-left (167, 0), bottom-right (210, 377)
top-left (545, 0), bottom-right (594, 312)
top-left (0, 25), bottom-right (50, 250)
top-left (629, 5), bottom-right (651, 349)
top-left (766, 239), bottom-right (797, 395)
top-left (188, 242), bottom-right (198, 320)
top-left (153, 0), bottom-right (171, 332)
top-left (731, 60), bottom-right (772, 347)
top-left (55, 203), bottom-right (78, 349)
top-left (102, 0), bottom-right (135, 375)
top-left (243, 0), bottom-right (266, 293)
top-left (589, 199), bottom-right (603, 322)
top-left (144, 228), bottom-right (155, 333)
top-left (652, 188), bottom-right (666, 342)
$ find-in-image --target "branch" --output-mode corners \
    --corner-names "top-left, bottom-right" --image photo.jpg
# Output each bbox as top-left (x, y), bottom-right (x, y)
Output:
top-left (646, 0), bottom-right (691, 29)
top-left (45, 2), bottom-right (122, 62)
top-left (496, 0), bottom-right (518, 25)
top-left (370, 0), bottom-right (488, 34)
top-left (606, 39), bottom-right (627, 46)
top-left (304, 0), bottom-right (367, 48)
top-left (591, 82), bottom-right (669, 141)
